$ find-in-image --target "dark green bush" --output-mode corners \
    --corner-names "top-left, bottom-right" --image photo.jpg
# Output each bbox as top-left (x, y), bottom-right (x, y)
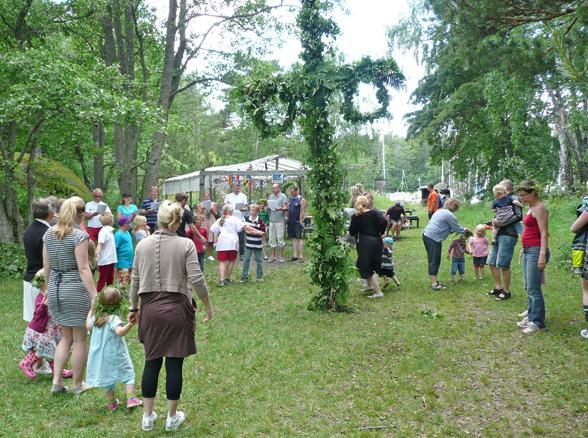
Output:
top-left (0, 243), bottom-right (27, 279)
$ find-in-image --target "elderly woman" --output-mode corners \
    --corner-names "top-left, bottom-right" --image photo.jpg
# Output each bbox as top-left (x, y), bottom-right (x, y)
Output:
top-left (349, 195), bottom-right (388, 298)
top-left (43, 196), bottom-right (97, 394)
top-left (515, 181), bottom-right (549, 334)
top-left (130, 200), bottom-right (212, 432)
top-left (422, 198), bottom-right (469, 290)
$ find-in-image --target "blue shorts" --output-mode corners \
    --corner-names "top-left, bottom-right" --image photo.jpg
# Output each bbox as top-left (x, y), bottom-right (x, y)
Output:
top-left (486, 234), bottom-right (517, 269)
top-left (451, 258), bottom-right (465, 275)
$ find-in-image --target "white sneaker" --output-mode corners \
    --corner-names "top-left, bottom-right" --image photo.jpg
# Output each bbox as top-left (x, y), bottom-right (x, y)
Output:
top-left (278, 257), bottom-right (285, 263)
top-left (368, 292), bottom-right (384, 298)
top-left (518, 309), bottom-right (528, 318)
top-left (522, 321), bottom-right (544, 334)
top-left (360, 285), bottom-right (374, 292)
top-left (142, 412), bottom-right (157, 431)
top-left (207, 256), bottom-right (215, 261)
top-left (165, 411), bottom-right (186, 431)
top-left (34, 360), bottom-right (53, 375)
top-left (516, 317), bottom-right (529, 328)
top-left (580, 328), bottom-right (588, 339)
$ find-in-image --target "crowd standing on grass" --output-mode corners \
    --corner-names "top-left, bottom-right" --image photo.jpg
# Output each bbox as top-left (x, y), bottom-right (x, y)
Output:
top-left (15, 176), bottom-right (588, 432)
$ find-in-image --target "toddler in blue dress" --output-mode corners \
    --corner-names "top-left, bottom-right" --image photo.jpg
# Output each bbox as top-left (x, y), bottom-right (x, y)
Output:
top-left (86, 287), bottom-right (142, 411)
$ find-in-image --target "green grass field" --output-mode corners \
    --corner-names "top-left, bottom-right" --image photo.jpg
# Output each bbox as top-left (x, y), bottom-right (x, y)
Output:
top-left (1, 199), bottom-right (587, 436)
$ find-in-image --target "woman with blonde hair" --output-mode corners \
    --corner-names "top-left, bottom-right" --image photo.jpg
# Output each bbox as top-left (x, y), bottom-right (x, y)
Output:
top-left (349, 195), bottom-right (388, 298)
top-left (43, 196), bottom-right (98, 394)
top-left (422, 197), bottom-right (469, 290)
top-left (210, 204), bottom-right (264, 286)
top-left (130, 200), bottom-right (212, 431)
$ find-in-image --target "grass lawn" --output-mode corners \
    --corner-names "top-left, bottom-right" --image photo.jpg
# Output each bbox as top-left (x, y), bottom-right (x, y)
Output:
top-left (1, 199), bottom-right (587, 436)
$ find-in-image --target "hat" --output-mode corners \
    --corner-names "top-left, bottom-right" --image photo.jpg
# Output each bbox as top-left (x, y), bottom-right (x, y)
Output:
top-left (118, 216), bottom-right (131, 226)
top-left (383, 237), bottom-right (394, 245)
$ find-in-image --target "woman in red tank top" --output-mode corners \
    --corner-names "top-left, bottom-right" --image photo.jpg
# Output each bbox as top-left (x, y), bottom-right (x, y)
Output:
top-left (516, 181), bottom-right (549, 333)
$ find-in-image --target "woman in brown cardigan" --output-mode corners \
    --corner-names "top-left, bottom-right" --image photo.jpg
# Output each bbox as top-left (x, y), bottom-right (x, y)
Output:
top-left (130, 200), bottom-right (212, 432)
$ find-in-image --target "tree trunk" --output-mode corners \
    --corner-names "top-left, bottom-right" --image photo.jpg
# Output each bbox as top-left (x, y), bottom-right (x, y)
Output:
top-left (25, 140), bottom-right (38, 225)
top-left (92, 122), bottom-right (105, 189)
top-left (141, 0), bottom-right (180, 197)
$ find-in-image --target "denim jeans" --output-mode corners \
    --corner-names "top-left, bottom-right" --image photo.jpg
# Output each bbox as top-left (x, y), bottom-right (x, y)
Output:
top-left (197, 252), bottom-right (205, 273)
top-left (451, 258), bottom-right (465, 275)
top-left (242, 247), bottom-right (263, 279)
top-left (522, 247), bottom-right (549, 328)
top-left (487, 234), bottom-right (517, 269)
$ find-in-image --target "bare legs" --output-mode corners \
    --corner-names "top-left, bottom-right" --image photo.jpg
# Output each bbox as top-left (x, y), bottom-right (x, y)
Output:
top-left (52, 326), bottom-right (87, 389)
top-left (292, 239), bottom-right (303, 259)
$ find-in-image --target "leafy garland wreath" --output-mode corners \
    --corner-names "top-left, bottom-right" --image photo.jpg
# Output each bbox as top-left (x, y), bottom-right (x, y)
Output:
top-left (240, 75), bottom-right (300, 137)
top-left (339, 57), bottom-right (405, 124)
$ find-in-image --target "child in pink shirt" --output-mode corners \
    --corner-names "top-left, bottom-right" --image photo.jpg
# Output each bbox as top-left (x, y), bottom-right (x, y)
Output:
top-left (468, 224), bottom-right (489, 280)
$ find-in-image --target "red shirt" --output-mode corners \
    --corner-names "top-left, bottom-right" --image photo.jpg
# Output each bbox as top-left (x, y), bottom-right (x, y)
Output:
top-left (29, 293), bottom-right (49, 333)
top-left (522, 213), bottom-right (541, 247)
top-left (187, 227), bottom-right (208, 253)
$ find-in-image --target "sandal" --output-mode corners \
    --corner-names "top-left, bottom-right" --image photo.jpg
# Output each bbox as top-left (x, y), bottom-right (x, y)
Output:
top-left (495, 291), bottom-right (511, 301)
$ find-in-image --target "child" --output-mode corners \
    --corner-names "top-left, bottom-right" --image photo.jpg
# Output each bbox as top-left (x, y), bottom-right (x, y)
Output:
top-left (258, 200), bottom-right (270, 260)
top-left (133, 214), bottom-right (150, 244)
top-left (447, 230), bottom-right (473, 283)
top-left (86, 287), bottom-right (142, 411)
top-left (468, 224), bottom-right (489, 280)
top-left (19, 270), bottom-right (73, 380)
top-left (240, 204), bottom-right (266, 283)
top-left (380, 237), bottom-right (400, 288)
top-left (572, 196), bottom-right (588, 275)
top-left (96, 213), bottom-right (117, 292)
top-left (115, 216), bottom-right (134, 289)
top-left (187, 214), bottom-right (208, 272)
top-left (491, 184), bottom-right (523, 243)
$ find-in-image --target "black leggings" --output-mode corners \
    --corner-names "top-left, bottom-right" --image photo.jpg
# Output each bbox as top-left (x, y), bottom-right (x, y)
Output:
top-left (141, 357), bottom-right (184, 400)
top-left (423, 234), bottom-right (442, 276)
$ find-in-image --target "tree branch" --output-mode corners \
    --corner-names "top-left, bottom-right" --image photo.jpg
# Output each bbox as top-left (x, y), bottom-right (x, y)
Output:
top-left (171, 76), bottom-right (232, 98)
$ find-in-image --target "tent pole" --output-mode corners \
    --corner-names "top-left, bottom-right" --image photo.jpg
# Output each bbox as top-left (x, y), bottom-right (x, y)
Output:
top-left (199, 169), bottom-right (206, 202)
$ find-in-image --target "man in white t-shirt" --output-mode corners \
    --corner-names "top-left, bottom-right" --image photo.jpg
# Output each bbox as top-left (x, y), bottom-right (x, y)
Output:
top-left (224, 183), bottom-right (248, 258)
top-left (85, 188), bottom-right (112, 242)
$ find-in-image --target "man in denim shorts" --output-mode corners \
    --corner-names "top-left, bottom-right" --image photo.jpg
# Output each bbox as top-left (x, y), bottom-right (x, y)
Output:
top-left (487, 179), bottom-right (523, 300)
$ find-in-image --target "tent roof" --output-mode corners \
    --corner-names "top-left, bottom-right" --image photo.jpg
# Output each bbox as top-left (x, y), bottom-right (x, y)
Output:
top-left (162, 155), bottom-right (306, 195)
top-left (164, 154), bottom-right (305, 184)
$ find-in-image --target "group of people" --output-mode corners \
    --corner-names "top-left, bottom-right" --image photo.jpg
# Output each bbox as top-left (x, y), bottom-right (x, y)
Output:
top-left (21, 194), bottom-right (212, 431)
top-left (18, 180), bottom-right (308, 432)
top-left (421, 179), bottom-right (554, 334)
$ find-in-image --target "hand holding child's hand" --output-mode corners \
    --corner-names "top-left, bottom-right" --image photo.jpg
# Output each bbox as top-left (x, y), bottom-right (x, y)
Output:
top-left (128, 312), bottom-right (138, 324)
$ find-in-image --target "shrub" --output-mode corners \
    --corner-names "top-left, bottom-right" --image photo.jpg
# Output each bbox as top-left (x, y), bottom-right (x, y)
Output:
top-left (0, 243), bottom-right (27, 279)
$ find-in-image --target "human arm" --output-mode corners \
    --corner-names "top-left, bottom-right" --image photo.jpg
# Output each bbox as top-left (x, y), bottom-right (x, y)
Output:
top-left (571, 211), bottom-right (588, 233)
top-left (114, 319), bottom-right (135, 336)
top-left (85, 308), bottom-right (94, 331)
top-left (185, 241), bottom-right (212, 322)
top-left (534, 204), bottom-right (549, 271)
top-left (299, 198), bottom-right (307, 223)
top-left (42, 244), bottom-right (50, 293)
top-left (243, 224), bottom-right (264, 235)
top-left (129, 246), bottom-right (140, 310)
top-left (446, 213), bottom-right (466, 234)
top-left (95, 242), bottom-right (103, 260)
top-left (75, 238), bottom-right (98, 301)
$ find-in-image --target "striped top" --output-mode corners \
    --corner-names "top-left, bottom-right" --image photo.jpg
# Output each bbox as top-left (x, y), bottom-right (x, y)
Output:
top-left (381, 247), bottom-right (394, 270)
top-left (245, 216), bottom-right (266, 249)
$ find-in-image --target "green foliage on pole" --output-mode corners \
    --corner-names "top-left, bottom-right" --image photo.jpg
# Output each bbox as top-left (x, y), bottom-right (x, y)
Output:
top-left (236, 0), bottom-right (404, 310)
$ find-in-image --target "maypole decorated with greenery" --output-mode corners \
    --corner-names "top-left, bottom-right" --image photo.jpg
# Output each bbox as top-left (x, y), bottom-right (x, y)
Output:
top-left (237, 0), bottom-right (404, 310)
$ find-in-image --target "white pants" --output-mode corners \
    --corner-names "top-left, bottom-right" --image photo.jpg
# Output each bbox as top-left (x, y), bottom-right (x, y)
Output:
top-left (269, 221), bottom-right (285, 248)
top-left (23, 281), bottom-right (40, 322)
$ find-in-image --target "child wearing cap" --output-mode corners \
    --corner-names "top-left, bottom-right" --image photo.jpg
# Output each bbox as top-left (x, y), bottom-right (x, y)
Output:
top-left (380, 237), bottom-right (400, 288)
top-left (115, 216), bottom-right (134, 289)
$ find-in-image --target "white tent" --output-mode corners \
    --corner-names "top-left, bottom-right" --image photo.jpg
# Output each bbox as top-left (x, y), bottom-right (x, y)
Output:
top-left (162, 155), bottom-right (307, 196)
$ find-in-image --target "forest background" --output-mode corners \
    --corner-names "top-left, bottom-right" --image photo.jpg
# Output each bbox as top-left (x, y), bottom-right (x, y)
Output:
top-left (0, 0), bottom-right (587, 246)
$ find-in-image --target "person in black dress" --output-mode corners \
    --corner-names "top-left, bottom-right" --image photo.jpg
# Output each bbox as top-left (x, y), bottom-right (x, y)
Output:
top-left (349, 195), bottom-right (388, 298)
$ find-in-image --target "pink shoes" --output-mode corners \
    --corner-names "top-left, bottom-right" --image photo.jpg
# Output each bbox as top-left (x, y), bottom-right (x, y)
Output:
top-left (126, 397), bottom-right (143, 409)
top-left (19, 351), bottom-right (39, 379)
top-left (106, 399), bottom-right (120, 412)
top-left (48, 361), bottom-right (73, 378)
